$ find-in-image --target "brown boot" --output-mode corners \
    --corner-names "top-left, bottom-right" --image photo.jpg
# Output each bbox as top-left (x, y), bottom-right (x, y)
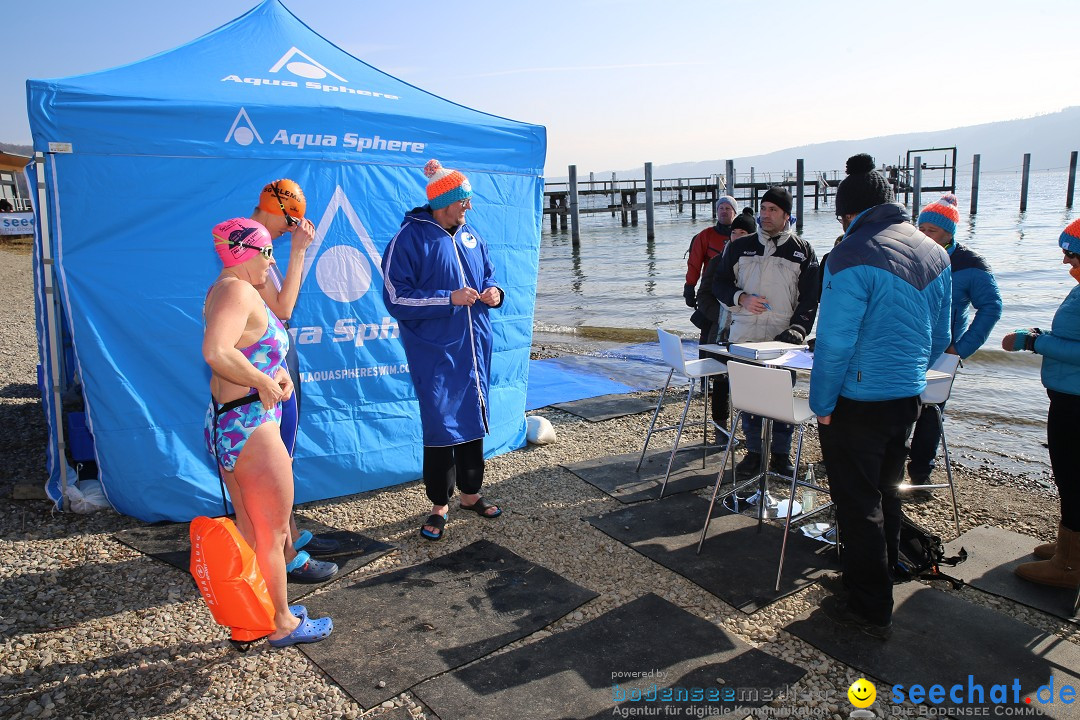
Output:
top-left (1032, 523), bottom-right (1063, 560)
top-left (1015, 525), bottom-right (1080, 589)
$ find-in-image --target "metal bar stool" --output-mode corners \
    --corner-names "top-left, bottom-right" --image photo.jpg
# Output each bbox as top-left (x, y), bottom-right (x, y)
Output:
top-left (697, 361), bottom-right (831, 590)
top-left (637, 329), bottom-right (731, 498)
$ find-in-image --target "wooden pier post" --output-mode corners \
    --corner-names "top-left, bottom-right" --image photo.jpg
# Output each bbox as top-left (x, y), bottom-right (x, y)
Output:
top-left (796, 159), bottom-right (805, 234)
top-left (750, 167), bottom-right (756, 210)
top-left (690, 189), bottom-right (697, 220)
top-left (610, 172), bottom-right (617, 218)
top-left (630, 188), bottom-right (639, 226)
top-left (645, 163), bottom-right (655, 240)
top-left (549, 194), bottom-right (558, 232)
top-left (559, 196), bottom-right (567, 231)
top-left (1067, 151), bottom-right (1077, 208)
top-left (913, 156), bottom-right (922, 220)
top-left (726, 160), bottom-right (735, 207)
top-left (568, 165), bottom-right (580, 246)
top-left (970, 154), bottom-right (981, 215)
top-left (1020, 153), bottom-right (1031, 212)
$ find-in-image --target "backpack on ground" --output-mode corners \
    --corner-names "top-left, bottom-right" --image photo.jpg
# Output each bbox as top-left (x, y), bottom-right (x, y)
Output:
top-left (893, 514), bottom-right (967, 586)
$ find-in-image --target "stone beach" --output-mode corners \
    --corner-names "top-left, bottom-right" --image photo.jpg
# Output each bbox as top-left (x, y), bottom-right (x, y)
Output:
top-left (1, 237), bottom-right (1077, 720)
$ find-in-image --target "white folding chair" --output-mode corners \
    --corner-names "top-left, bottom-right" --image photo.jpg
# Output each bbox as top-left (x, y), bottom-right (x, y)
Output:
top-left (637, 329), bottom-right (730, 498)
top-left (697, 361), bottom-right (831, 591)
top-left (900, 352), bottom-right (962, 535)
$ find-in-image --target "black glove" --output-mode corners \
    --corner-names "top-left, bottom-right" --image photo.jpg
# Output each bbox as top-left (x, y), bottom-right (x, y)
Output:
top-left (774, 327), bottom-right (806, 345)
top-left (690, 309), bottom-right (708, 330)
top-left (683, 283), bottom-right (697, 308)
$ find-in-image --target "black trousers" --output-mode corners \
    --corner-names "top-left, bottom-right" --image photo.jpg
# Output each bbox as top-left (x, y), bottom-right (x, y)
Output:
top-left (1047, 389), bottom-right (1080, 531)
top-left (423, 439), bottom-right (485, 506)
top-left (699, 323), bottom-right (728, 426)
top-left (819, 395), bottom-right (921, 625)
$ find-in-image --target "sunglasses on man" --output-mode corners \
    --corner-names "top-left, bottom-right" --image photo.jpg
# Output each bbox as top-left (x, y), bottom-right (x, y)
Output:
top-left (1065, 248), bottom-right (1079, 259)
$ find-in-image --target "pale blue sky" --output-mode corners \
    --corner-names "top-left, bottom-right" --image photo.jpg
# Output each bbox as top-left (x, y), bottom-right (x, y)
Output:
top-left (5, 0), bottom-right (1079, 175)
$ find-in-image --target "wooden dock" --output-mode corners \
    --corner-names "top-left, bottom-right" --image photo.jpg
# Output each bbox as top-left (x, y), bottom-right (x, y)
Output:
top-left (544, 150), bottom-right (1079, 244)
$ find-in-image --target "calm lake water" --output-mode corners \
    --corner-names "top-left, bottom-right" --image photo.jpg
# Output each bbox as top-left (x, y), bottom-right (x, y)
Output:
top-left (535, 170), bottom-right (1079, 480)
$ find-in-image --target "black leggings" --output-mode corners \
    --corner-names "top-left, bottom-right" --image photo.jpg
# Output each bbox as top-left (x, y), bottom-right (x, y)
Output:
top-left (1047, 389), bottom-right (1080, 531)
top-left (423, 439), bottom-right (485, 506)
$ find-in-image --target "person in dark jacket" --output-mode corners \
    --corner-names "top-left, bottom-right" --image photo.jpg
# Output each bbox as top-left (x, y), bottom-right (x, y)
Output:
top-left (713, 187), bottom-right (819, 477)
top-left (907, 193), bottom-right (1002, 494)
top-left (696, 208), bottom-right (756, 429)
top-left (382, 160), bottom-right (504, 541)
top-left (810, 154), bottom-right (952, 639)
top-left (1002, 218), bottom-right (1080, 589)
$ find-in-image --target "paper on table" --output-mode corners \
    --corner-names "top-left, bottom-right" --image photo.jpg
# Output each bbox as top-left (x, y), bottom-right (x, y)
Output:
top-left (765, 349), bottom-right (814, 370)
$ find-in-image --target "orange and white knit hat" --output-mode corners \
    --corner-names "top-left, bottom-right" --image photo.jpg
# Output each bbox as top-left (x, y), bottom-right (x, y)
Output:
top-left (424, 159), bottom-right (472, 210)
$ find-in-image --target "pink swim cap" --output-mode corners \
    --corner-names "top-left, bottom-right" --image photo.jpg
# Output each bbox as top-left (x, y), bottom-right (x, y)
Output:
top-left (212, 218), bottom-right (272, 267)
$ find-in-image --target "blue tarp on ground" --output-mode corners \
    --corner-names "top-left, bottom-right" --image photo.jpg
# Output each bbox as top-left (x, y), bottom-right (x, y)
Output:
top-left (525, 341), bottom-right (694, 410)
top-left (26, 0), bottom-right (545, 522)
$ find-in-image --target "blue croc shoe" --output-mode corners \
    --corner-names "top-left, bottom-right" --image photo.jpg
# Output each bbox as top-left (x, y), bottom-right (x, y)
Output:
top-left (294, 530), bottom-right (342, 556)
top-left (286, 551), bottom-right (339, 584)
top-left (268, 615), bottom-right (334, 648)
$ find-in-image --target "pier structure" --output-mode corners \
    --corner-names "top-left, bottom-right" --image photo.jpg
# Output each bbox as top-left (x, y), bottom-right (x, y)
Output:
top-left (545, 162), bottom-right (841, 242)
top-left (547, 150), bottom-right (1080, 242)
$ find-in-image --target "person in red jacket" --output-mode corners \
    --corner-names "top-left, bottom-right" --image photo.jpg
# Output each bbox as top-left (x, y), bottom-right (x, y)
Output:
top-left (685, 195), bottom-right (737, 437)
top-left (684, 195), bottom-right (737, 308)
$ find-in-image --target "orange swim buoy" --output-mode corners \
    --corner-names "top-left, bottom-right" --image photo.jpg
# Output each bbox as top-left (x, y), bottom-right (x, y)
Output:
top-left (190, 516), bottom-right (276, 642)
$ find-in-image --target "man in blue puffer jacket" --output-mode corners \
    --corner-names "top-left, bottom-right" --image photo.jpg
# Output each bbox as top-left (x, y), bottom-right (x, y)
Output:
top-left (382, 159), bottom-right (505, 542)
top-left (906, 193), bottom-right (1002, 490)
top-left (810, 154), bottom-right (952, 639)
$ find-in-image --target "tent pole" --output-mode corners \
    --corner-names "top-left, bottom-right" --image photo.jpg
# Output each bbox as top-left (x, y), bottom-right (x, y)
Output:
top-left (35, 151), bottom-right (70, 510)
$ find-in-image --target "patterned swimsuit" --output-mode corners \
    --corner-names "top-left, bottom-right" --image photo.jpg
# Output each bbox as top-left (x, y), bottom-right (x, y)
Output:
top-left (204, 303), bottom-right (291, 471)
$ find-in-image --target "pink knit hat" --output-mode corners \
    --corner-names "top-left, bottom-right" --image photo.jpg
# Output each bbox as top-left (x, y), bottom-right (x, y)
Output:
top-left (212, 218), bottom-right (272, 267)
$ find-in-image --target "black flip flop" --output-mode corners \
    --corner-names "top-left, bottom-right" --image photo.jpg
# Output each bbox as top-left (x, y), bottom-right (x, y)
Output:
top-left (420, 513), bottom-right (447, 540)
top-left (459, 497), bottom-right (502, 518)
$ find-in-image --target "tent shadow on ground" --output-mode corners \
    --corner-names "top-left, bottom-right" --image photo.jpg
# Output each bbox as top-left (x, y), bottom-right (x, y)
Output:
top-left (0, 556), bottom-right (196, 640)
top-left (0, 383), bottom-right (40, 399)
top-left (6, 641), bottom-right (226, 718)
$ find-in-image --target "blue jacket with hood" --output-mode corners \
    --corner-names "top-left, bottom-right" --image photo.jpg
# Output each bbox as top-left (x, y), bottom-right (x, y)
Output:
top-left (946, 241), bottom-right (1002, 358)
top-left (1036, 284), bottom-right (1080, 396)
top-left (382, 206), bottom-right (501, 446)
top-left (810, 203), bottom-right (952, 416)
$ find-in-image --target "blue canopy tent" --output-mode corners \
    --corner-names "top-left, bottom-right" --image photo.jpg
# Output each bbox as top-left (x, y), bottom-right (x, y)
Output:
top-left (26, 0), bottom-right (546, 522)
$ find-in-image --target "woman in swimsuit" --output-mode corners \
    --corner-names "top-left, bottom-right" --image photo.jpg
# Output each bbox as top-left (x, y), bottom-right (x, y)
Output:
top-left (202, 217), bottom-right (332, 648)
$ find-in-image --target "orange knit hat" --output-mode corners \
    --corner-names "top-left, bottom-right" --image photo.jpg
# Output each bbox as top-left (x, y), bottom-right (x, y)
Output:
top-left (424, 159), bottom-right (472, 210)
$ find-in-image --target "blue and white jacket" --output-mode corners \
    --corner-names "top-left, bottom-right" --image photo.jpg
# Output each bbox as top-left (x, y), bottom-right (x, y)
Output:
top-left (1036, 284), bottom-right (1080, 397)
top-left (810, 203), bottom-right (952, 416)
top-left (381, 206), bottom-right (502, 446)
top-left (946, 242), bottom-right (1002, 358)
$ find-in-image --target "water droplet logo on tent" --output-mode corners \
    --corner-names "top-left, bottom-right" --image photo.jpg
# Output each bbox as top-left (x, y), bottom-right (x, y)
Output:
top-left (302, 185), bottom-right (383, 304)
top-left (224, 108), bottom-right (263, 147)
top-left (269, 47), bottom-right (347, 82)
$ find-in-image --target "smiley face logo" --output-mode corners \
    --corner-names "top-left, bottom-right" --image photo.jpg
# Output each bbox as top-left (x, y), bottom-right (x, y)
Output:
top-left (848, 678), bottom-right (876, 708)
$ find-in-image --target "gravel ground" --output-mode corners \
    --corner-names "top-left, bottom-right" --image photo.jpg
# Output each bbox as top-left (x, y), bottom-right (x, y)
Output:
top-left (1, 242), bottom-right (1077, 720)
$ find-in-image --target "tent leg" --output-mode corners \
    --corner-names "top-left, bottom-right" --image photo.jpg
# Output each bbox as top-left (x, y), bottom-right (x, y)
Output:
top-left (35, 152), bottom-right (71, 511)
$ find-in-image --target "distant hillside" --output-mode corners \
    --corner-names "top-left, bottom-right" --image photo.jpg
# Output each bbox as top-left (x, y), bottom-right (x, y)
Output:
top-left (559, 107), bottom-right (1080, 181)
top-left (0, 142), bottom-right (32, 156)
